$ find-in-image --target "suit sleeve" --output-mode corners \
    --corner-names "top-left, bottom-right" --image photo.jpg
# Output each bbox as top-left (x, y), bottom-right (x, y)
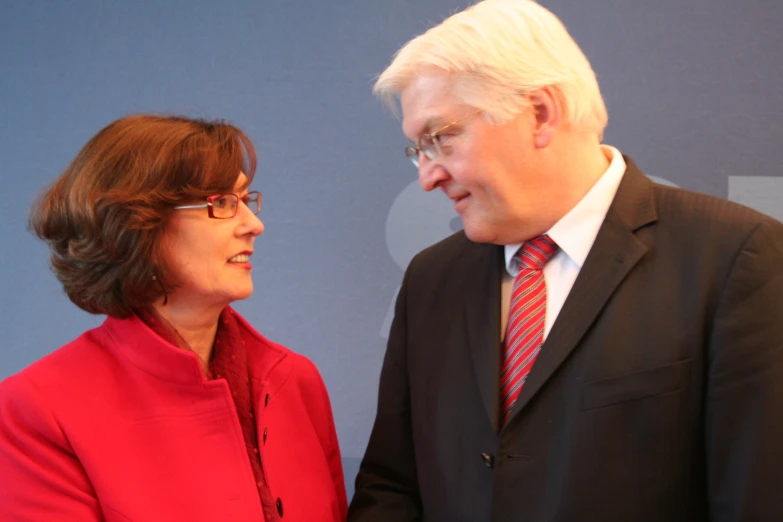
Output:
top-left (706, 218), bottom-right (783, 521)
top-left (0, 374), bottom-right (104, 521)
top-left (348, 266), bottom-right (422, 522)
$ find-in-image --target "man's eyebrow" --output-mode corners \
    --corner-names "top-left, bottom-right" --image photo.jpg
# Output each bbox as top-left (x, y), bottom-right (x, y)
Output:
top-left (406, 116), bottom-right (448, 142)
top-left (422, 117), bottom-right (448, 133)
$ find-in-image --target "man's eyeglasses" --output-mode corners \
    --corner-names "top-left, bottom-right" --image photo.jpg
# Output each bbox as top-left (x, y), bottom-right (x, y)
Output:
top-left (173, 191), bottom-right (262, 219)
top-left (404, 109), bottom-right (483, 168)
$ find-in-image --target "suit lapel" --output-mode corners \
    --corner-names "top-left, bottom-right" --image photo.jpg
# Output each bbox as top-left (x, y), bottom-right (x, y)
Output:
top-left (505, 158), bottom-right (659, 426)
top-left (461, 240), bottom-right (504, 433)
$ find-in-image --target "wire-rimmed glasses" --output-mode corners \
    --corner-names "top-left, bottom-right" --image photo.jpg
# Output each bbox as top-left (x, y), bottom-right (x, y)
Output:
top-left (404, 109), bottom-right (483, 168)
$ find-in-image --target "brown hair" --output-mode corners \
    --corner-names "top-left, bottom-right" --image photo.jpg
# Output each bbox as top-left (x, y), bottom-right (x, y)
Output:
top-left (30, 114), bottom-right (257, 318)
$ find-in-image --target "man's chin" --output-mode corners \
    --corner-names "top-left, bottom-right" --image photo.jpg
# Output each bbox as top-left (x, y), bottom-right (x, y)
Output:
top-left (461, 221), bottom-right (497, 245)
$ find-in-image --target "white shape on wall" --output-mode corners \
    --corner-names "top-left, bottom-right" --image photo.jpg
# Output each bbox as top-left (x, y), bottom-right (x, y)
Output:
top-left (385, 179), bottom-right (462, 270)
top-left (382, 180), bottom-right (462, 337)
top-left (647, 175), bottom-right (679, 188)
top-left (728, 176), bottom-right (783, 222)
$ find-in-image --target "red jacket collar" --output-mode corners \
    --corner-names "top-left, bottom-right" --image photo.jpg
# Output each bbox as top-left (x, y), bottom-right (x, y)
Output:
top-left (100, 307), bottom-right (289, 386)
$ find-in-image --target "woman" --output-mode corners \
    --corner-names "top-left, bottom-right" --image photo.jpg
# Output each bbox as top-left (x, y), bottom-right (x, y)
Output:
top-left (0, 115), bottom-right (348, 521)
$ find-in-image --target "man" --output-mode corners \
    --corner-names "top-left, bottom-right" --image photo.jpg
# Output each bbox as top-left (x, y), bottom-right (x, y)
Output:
top-left (348, 1), bottom-right (783, 521)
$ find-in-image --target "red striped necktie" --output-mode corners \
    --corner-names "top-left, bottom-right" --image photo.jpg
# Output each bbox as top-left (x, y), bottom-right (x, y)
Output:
top-left (500, 235), bottom-right (558, 427)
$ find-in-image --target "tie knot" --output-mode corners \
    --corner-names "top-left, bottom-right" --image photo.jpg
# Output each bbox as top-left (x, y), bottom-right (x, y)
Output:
top-left (515, 235), bottom-right (557, 270)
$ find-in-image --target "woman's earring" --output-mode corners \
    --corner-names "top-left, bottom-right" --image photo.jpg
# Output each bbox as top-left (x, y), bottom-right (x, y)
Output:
top-left (151, 273), bottom-right (167, 305)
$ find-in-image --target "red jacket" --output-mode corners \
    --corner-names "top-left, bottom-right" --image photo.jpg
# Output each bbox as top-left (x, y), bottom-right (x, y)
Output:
top-left (0, 310), bottom-right (348, 521)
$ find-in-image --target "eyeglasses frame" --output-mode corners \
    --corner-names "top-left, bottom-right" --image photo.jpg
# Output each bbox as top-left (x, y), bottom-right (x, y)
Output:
top-left (404, 108), bottom-right (484, 168)
top-left (173, 191), bottom-right (262, 219)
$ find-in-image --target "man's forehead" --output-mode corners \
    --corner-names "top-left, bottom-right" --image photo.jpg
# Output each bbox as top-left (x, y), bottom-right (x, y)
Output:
top-left (400, 72), bottom-right (462, 139)
top-left (401, 110), bottom-right (451, 141)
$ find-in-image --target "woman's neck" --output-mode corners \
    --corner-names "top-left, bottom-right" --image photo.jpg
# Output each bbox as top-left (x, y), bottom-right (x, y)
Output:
top-left (150, 300), bottom-right (223, 373)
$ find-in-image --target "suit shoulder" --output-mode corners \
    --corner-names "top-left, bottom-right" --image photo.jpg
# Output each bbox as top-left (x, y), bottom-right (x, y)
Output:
top-left (409, 230), bottom-right (479, 269)
top-left (653, 184), bottom-right (781, 231)
top-left (650, 184), bottom-right (783, 255)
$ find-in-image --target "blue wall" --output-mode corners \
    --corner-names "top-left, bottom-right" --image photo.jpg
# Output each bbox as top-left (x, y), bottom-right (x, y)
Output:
top-left (2, 0), bottom-right (782, 499)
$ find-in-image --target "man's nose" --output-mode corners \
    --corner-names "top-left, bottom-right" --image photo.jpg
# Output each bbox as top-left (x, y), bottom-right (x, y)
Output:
top-left (418, 156), bottom-right (449, 191)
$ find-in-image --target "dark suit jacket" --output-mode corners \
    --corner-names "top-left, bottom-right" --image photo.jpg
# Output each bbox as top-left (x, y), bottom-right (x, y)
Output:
top-left (348, 159), bottom-right (783, 522)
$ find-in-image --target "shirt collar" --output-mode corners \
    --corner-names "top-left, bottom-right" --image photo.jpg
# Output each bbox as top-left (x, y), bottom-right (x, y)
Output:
top-left (504, 145), bottom-right (627, 275)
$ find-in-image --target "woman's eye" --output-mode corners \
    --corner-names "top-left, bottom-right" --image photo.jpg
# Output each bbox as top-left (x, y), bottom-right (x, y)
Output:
top-left (213, 196), bottom-right (229, 209)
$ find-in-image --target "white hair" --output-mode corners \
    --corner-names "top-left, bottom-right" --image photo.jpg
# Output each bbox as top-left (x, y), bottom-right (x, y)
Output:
top-left (374, 0), bottom-right (608, 137)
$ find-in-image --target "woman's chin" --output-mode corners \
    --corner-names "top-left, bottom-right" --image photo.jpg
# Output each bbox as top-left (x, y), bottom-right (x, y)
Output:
top-left (229, 286), bottom-right (254, 303)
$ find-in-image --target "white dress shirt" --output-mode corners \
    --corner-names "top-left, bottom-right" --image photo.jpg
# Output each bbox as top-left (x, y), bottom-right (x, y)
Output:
top-left (500, 145), bottom-right (627, 342)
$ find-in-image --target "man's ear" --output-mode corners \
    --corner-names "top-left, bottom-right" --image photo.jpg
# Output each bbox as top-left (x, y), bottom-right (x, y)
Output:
top-left (529, 87), bottom-right (560, 149)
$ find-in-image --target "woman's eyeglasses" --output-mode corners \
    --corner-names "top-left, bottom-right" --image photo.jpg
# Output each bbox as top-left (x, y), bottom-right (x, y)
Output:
top-left (173, 191), bottom-right (262, 219)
